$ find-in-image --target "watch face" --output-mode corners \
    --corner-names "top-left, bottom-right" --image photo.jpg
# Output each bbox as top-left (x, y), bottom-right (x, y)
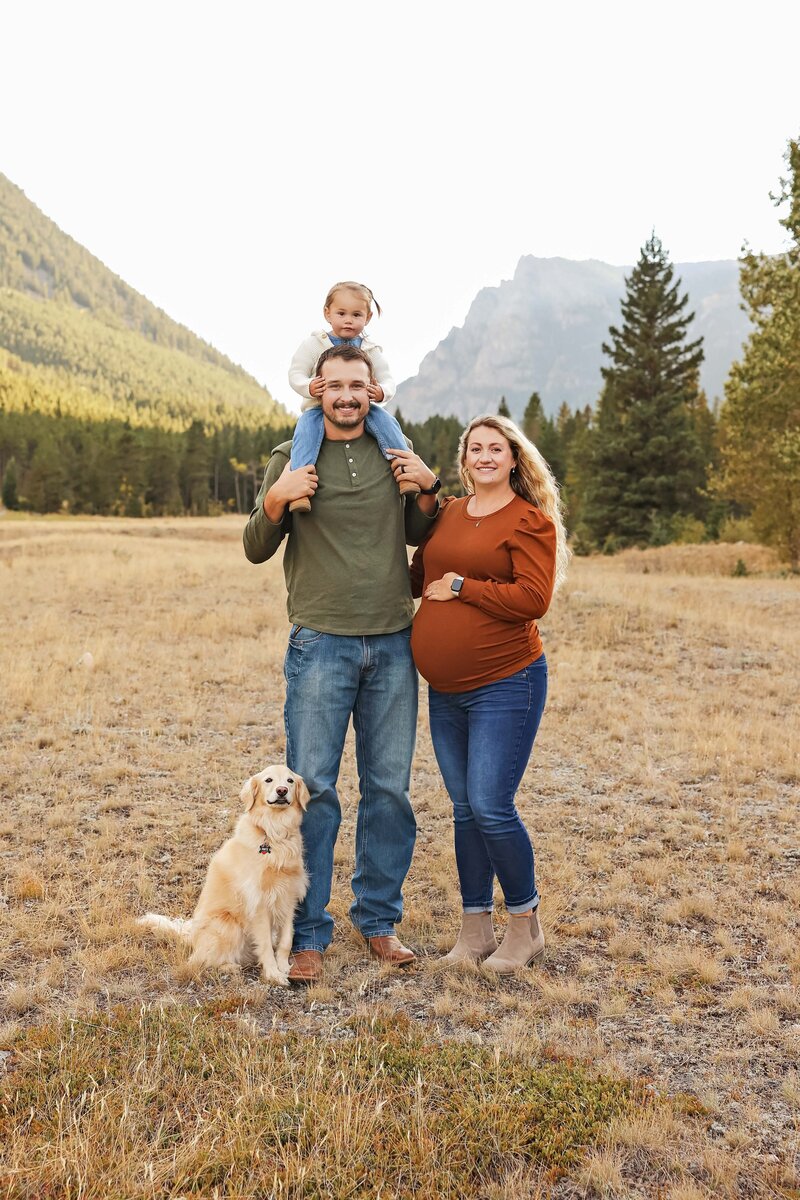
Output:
top-left (450, 576), bottom-right (463, 593)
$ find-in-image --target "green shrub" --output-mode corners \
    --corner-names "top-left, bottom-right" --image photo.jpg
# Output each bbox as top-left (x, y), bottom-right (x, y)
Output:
top-left (669, 515), bottom-right (707, 544)
top-left (718, 516), bottom-right (757, 544)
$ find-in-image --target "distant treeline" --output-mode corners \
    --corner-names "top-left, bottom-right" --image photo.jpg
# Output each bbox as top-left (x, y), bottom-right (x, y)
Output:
top-left (0, 395), bottom-right (466, 518)
top-left (0, 404), bottom-right (296, 518)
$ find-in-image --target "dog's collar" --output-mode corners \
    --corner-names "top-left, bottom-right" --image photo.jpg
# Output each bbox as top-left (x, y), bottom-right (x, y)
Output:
top-left (258, 841), bottom-right (272, 855)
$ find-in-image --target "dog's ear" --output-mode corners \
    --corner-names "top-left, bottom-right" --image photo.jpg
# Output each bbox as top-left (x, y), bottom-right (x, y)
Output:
top-left (294, 774), bottom-right (310, 811)
top-left (241, 777), bottom-right (263, 812)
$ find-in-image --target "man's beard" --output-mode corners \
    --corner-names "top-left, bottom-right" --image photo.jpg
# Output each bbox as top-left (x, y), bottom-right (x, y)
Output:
top-left (328, 402), bottom-right (367, 428)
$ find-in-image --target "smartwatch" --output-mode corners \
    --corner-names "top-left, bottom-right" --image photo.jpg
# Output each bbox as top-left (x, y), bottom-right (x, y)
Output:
top-left (420, 476), bottom-right (442, 495)
top-left (450, 576), bottom-right (464, 595)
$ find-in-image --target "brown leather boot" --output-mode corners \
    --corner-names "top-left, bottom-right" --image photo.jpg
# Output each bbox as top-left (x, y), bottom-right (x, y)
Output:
top-left (441, 912), bottom-right (497, 964)
top-left (288, 497), bottom-right (312, 513)
top-left (482, 910), bottom-right (545, 974)
top-left (367, 935), bottom-right (415, 965)
top-left (287, 949), bottom-right (323, 984)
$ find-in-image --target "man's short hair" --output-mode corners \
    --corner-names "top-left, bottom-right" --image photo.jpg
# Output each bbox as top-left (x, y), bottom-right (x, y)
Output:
top-left (316, 343), bottom-right (374, 379)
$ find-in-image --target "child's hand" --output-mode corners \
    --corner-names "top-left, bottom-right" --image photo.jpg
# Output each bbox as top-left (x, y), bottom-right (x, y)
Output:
top-left (367, 382), bottom-right (384, 403)
top-left (309, 376), bottom-right (325, 398)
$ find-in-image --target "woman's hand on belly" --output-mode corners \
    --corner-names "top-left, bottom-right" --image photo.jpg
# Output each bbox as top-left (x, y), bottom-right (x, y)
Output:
top-left (424, 572), bottom-right (459, 601)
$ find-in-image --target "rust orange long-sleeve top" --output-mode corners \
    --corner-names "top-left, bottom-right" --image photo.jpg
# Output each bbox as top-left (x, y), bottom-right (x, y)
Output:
top-left (410, 494), bottom-right (556, 693)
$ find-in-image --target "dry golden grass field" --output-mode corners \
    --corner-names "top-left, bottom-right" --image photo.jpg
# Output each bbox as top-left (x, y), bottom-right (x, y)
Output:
top-left (0, 514), bottom-right (798, 1199)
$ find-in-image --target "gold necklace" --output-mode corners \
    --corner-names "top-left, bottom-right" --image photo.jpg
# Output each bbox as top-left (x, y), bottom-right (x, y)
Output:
top-left (469, 495), bottom-right (511, 527)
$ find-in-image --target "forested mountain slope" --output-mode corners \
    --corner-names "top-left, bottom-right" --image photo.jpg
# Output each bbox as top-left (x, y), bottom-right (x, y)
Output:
top-left (0, 173), bottom-right (286, 430)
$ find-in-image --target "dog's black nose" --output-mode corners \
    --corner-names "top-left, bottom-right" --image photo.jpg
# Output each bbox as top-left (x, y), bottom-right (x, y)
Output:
top-left (276, 786), bottom-right (288, 797)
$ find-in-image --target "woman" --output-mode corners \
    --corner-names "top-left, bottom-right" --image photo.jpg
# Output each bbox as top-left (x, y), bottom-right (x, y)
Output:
top-left (410, 414), bottom-right (570, 973)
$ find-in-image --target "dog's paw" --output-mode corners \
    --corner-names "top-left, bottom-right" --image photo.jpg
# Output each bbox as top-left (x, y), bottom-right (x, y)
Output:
top-left (263, 968), bottom-right (290, 988)
top-left (276, 956), bottom-right (291, 975)
top-left (218, 961), bottom-right (243, 977)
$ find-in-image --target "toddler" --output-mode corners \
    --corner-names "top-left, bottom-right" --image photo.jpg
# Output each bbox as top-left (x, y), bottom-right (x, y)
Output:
top-left (287, 281), bottom-right (417, 512)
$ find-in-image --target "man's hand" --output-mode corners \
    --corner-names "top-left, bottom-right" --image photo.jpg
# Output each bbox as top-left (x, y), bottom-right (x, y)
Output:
top-left (386, 446), bottom-right (439, 515)
top-left (308, 376), bottom-right (325, 398)
top-left (424, 572), bottom-right (460, 601)
top-left (385, 447), bottom-right (437, 492)
top-left (264, 462), bottom-right (318, 522)
top-left (367, 382), bottom-right (385, 403)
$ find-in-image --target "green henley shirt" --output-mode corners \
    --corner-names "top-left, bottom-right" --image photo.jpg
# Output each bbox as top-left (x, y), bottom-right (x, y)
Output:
top-left (243, 436), bottom-right (438, 636)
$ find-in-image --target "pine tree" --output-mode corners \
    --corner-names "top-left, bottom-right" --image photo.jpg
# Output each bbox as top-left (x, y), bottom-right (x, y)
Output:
top-left (521, 392), bottom-right (545, 442)
top-left (717, 139), bottom-right (800, 568)
top-left (497, 396), bottom-right (511, 418)
top-left (521, 390), bottom-right (565, 480)
top-left (181, 420), bottom-right (211, 515)
top-left (1, 456), bottom-right (19, 509)
top-left (561, 405), bottom-right (593, 546)
top-left (581, 234), bottom-right (706, 547)
top-left (27, 431), bottom-right (70, 512)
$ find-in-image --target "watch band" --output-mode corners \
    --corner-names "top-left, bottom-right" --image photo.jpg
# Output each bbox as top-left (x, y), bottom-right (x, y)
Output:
top-left (419, 476), bottom-right (442, 495)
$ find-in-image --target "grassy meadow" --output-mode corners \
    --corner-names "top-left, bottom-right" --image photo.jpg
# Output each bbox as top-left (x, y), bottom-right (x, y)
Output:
top-left (0, 514), bottom-right (798, 1199)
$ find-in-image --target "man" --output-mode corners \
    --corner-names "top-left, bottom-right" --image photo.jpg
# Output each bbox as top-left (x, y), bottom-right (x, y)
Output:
top-left (243, 344), bottom-right (441, 983)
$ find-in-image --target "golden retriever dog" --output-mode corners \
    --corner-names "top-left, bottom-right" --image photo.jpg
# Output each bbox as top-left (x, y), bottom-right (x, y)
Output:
top-left (138, 766), bottom-right (309, 986)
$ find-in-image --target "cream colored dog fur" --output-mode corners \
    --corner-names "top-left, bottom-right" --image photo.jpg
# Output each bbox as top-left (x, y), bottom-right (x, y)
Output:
top-left (138, 766), bottom-right (309, 986)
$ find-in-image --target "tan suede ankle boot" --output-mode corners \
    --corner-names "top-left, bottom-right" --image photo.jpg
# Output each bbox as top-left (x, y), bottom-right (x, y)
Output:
top-left (482, 909), bottom-right (545, 974)
top-left (441, 912), bottom-right (497, 964)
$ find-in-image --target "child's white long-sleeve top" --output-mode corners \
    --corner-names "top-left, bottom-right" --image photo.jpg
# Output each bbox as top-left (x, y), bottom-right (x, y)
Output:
top-left (288, 330), bottom-right (396, 410)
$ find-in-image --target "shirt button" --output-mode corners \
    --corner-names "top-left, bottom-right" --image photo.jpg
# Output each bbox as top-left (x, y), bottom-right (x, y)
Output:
top-left (352, 472), bottom-right (357, 477)
top-left (345, 443), bottom-right (350, 448)
top-left (348, 458), bottom-right (354, 463)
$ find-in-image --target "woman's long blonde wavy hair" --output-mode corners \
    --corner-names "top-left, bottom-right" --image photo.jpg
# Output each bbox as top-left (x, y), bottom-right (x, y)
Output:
top-left (458, 413), bottom-right (571, 592)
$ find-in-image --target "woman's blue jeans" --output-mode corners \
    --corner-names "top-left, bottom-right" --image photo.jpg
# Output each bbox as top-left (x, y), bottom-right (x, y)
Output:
top-left (284, 626), bottom-right (418, 951)
top-left (428, 657), bottom-right (547, 914)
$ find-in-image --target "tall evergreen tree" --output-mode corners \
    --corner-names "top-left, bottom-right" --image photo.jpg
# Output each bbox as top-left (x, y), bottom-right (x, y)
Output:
top-left (1, 456), bottom-right (19, 510)
top-left (27, 431), bottom-right (69, 512)
top-left (580, 234), bottom-right (706, 547)
top-left (521, 392), bottom-right (545, 442)
top-left (717, 138), bottom-right (800, 568)
top-left (521, 390), bottom-right (565, 480)
top-left (497, 396), bottom-right (512, 418)
top-left (181, 420), bottom-right (212, 515)
top-left (561, 405), bottom-right (593, 543)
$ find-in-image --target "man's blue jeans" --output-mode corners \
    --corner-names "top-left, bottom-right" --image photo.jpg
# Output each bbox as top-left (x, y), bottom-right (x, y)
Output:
top-left (284, 626), bottom-right (418, 951)
top-left (428, 657), bottom-right (547, 914)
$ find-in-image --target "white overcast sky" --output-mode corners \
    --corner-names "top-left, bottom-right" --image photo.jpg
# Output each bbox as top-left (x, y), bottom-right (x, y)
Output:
top-left (2, 0), bottom-right (798, 414)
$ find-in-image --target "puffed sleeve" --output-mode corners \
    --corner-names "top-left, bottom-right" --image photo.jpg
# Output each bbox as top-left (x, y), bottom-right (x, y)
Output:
top-left (459, 507), bottom-right (556, 621)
